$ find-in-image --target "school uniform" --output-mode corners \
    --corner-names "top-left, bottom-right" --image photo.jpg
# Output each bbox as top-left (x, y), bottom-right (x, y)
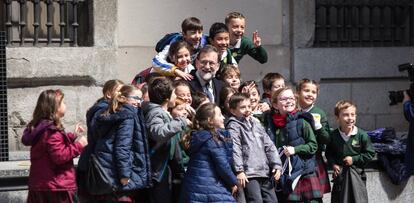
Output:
top-left (229, 36), bottom-right (268, 64)
top-left (264, 110), bottom-right (324, 202)
top-left (302, 105), bottom-right (331, 194)
top-left (326, 127), bottom-right (375, 203)
top-left (216, 49), bottom-right (238, 79)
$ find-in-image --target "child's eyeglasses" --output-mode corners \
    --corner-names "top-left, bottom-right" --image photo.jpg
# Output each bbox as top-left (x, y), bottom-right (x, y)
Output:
top-left (128, 96), bottom-right (143, 102)
top-left (278, 97), bottom-right (295, 103)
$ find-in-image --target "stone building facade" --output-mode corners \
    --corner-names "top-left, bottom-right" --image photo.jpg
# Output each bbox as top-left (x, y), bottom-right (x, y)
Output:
top-left (5, 0), bottom-right (413, 157)
top-left (2, 0), bottom-right (414, 201)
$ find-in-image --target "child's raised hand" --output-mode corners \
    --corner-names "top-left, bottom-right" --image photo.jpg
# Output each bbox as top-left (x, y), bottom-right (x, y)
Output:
top-left (75, 123), bottom-right (85, 135)
top-left (343, 156), bottom-right (353, 166)
top-left (241, 81), bottom-right (256, 94)
top-left (186, 105), bottom-right (196, 119)
top-left (175, 69), bottom-right (193, 81)
top-left (185, 118), bottom-right (192, 127)
top-left (236, 172), bottom-right (249, 188)
top-left (258, 102), bottom-right (270, 112)
top-left (168, 89), bottom-right (177, 108)
top-left (253, 30), bottom-right (262, 47)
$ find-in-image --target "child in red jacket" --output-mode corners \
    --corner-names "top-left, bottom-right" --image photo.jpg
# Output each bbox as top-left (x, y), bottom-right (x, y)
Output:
top-left (22, 89), bottom-right (88, 203)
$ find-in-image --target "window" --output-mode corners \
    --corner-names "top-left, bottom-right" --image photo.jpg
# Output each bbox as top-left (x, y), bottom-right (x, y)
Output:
top-left (1, 0), bottom-right (92, 47)
top-left (314, 0), bottom-right (414, 47)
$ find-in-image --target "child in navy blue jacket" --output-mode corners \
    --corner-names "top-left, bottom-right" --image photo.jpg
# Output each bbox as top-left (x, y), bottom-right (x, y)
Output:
top-left (180, 103), bottom-right (238, 203)
top-left (94, 85), bottom-right (151, 201)
top-left (77, 79), bottom-right (124, 201)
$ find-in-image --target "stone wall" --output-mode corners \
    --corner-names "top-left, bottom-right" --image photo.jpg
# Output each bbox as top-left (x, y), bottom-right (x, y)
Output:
top-left (293, 0), bottom-right (412, 131)
top-left (6, 0), bottom-right (118, 154)
top-left (116, 0), bottom-right (289, 84)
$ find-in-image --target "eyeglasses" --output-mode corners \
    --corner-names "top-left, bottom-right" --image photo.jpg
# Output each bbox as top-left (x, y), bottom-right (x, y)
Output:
top-left (278, 97), bottom-right (295, 103)
top-left (128, 96), bottom-right (143, 102)
top-left (199, 60), bottom-right (217, 66)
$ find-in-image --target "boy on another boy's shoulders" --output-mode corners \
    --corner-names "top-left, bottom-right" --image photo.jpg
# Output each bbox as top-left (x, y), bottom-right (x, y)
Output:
top-left (225, 12), bottom-right (268, 64)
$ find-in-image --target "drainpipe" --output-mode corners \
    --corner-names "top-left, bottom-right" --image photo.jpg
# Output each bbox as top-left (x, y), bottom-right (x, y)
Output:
top-left (288, 0), bottom-right (295, 84)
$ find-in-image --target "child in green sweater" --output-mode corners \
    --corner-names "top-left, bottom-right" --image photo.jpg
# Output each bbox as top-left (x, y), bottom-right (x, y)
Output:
top-left (326, 100), bottom-right (375, 203)
top-left (225, 12), bottom-right (268, 64)
top-left (297, 79), bottom-right (331, 196)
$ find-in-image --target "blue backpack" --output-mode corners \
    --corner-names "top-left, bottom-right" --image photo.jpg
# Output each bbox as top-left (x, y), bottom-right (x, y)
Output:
top-left (155, 32), bottom-right (181, 52)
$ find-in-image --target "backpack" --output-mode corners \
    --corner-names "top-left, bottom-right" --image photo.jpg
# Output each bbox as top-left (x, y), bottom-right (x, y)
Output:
top-left (131, 67), bottom-right (152, 86)
top-left (155, 32), bottom-right (181, 52)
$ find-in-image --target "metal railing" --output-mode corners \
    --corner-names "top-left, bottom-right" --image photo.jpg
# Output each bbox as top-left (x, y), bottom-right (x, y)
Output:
top-left (1, 0), bottom-right (91, 47)
top-left (314, 0), bottom-right (414, 47)
top-left (0, 31), bottom-right (8, 161)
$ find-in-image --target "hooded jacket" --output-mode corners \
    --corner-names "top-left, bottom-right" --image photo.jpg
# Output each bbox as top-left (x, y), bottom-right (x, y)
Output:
top-left (226, 116), bottom-right (282, 178)
top-left (94, 104), bottom-right (152, 191)
top-left (78, 99), bottom-right (108, 172)
top-left (22, 119), bottom-right (84, 191)
top-left (179, 130), bottom-right (237, 203)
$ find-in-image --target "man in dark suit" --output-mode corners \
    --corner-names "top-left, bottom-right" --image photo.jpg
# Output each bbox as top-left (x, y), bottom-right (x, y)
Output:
top-left (189, 45), bottom-right (223, 104)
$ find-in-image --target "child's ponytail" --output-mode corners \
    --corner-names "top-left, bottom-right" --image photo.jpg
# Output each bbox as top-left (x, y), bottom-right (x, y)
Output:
top-left (105, 85), bottom-right (136, 114)
top-left (102, 79), bottom-right (124, 101)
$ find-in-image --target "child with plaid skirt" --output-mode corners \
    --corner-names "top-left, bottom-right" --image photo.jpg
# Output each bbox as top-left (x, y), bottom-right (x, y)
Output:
top-left (264, 87), bottom-right (324, 203)
top-left (296, 79), bottom-right (331, 197)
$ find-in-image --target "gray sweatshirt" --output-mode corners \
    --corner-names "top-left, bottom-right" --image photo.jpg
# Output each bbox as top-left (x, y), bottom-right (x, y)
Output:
top-left (226, 116), bottom-right (282, 178)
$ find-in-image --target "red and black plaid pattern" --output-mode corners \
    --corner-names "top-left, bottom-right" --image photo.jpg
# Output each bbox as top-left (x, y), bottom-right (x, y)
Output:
top-left (315, 153), bottom-right (331, 194)
top-left (287, 172), bottom-right (324, 201)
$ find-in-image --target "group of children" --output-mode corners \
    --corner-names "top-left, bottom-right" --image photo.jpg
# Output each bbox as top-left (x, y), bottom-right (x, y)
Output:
top-left (21, 11), bottom-right (376, 203)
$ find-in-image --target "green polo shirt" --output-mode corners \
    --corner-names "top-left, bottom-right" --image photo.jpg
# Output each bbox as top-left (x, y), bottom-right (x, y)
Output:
top-left (306, 105), bottom-right (331, 148)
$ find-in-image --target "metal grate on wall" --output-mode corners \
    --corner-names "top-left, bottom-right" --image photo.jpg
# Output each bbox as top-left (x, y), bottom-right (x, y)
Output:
top-left (0, 31), bottom-right (8, 161)
top-left (1, 0), bottom-right (92, 47)
top-left (314, 0), bottom-right (414, 47)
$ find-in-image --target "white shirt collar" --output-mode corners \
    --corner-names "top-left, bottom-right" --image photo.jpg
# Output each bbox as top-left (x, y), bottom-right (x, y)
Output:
top-left (302, 104), bottom-right (314, 112)
top-left (339, 126), bottom-right (358, 141)
top-left (220, 50), bottom-right (228, 61)
top-left (230, 38), bottom-right (242, 49)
